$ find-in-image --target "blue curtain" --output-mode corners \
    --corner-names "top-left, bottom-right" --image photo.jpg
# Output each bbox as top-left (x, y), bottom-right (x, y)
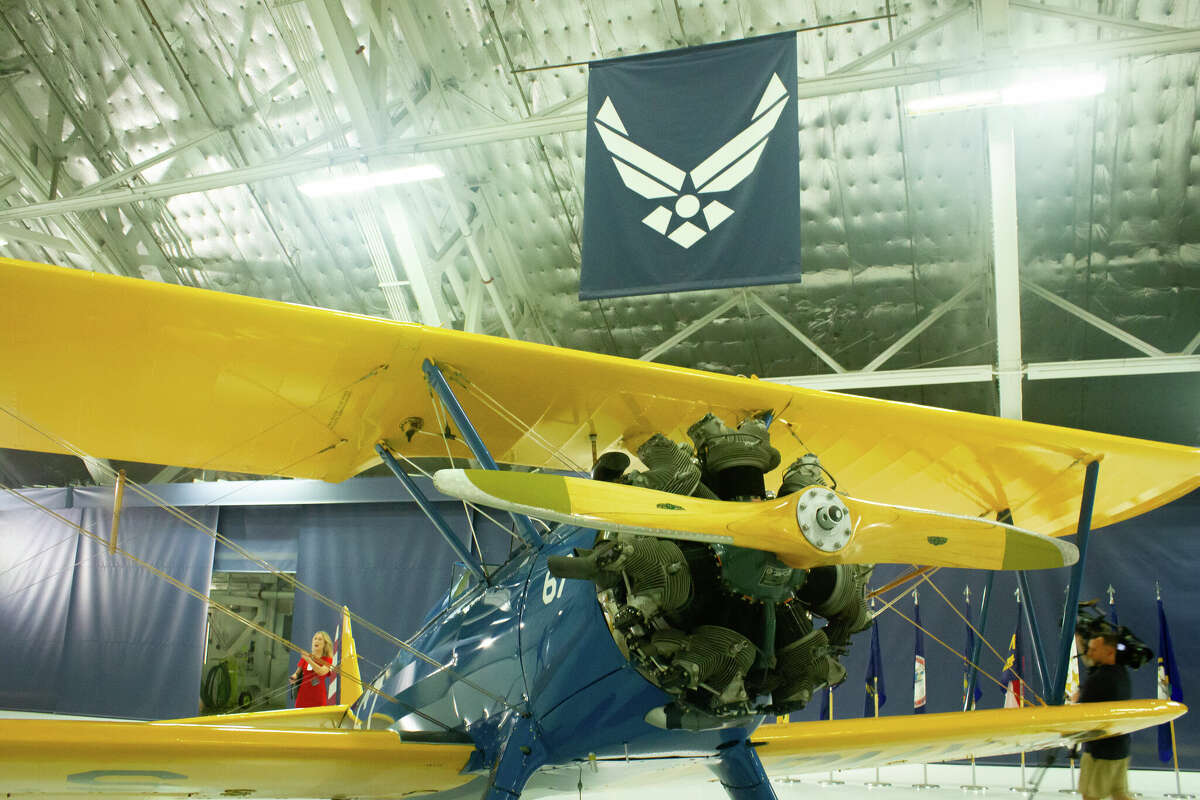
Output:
top-left (0, 507), bottom-right (82, 711)
top-left (0, 504), bottom-right (215, 718)
top-left (54, 506), bottom-right (216, 719)
top-left (215, 506), bottom-right (300, 572)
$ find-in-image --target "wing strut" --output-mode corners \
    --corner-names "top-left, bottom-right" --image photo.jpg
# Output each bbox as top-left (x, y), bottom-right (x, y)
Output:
top-left (422, 359), bottom-right (544, 548)
top-left (1050, 459), bottom-right (1101, 705)
top-left (710, 738), bottom-right (777, 800)
top-left (376, 442), bottom-right (489, 583)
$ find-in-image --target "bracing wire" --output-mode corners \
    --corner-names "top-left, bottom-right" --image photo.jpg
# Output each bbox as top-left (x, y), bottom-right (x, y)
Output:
top-left (0, 483), bottom-right (461, 730)
top-left (874, 568), bottom-right (1046, 707)
top-left (439, 365), bottom-right (591, 476)
top-left (424, 388), bottom-right (529, 546)
top-left (0, 406), bottom-right (518, 712)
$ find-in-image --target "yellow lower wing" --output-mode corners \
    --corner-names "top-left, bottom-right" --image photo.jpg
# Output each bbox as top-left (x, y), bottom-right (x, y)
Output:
top-left (433, 469), bottom-right (1076, 570)
top-left (755, 700), bottom-right (1185, 774)
top-left (0, 717), bottom-right (476, 799)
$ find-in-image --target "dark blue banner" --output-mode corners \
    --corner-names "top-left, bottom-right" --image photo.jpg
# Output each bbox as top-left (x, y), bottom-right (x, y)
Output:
top-left (581, 33), bottom-right (801, 299)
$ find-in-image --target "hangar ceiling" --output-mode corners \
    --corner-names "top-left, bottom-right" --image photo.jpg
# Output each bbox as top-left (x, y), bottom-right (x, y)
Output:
top-left (0, 0), bottom-right (1197, 488)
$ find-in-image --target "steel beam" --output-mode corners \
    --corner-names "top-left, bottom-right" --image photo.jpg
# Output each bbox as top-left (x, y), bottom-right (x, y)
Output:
top-left (768, 364), bottom-right (994, 390)
top-left (795, 29), bottom-right (1200, 100)
top-left (830, 4), bottom-right (971, 76)
top-left (748, 292), bottom-right (846, 373)
top-left (987, 108), bottom-right (1024, 420)
top-left (1026, 355), bottom-right (1200, 380)
top-left (0, 96), bottom-right (126, 275)
top-left (639, 295), bottom-right (742, 362)
top-left (0, 113), bottom-right (586, 224)
top-left (75, 128), bottom-right (224, 197)
top-left (0, 23), bottom-right (1195, 230)
top-left (1009, 0), bottom-right (1182, 34)
top-left (305, 0), bottom-right (444, 328)
top-left (0, 223), bottom-right (78, 253)
top-left (1025, 281), bottom-right (1167, 357)
top-left (862, 280), bottom-right (978, 372)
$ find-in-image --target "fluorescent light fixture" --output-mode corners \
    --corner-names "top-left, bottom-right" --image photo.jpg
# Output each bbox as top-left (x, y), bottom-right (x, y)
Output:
top-left (0, 239), bottom-right (7, 246)
top-left (299, 164), bottom-right (444, 197)
top-left (907, 71), bottom-right (1106, 116)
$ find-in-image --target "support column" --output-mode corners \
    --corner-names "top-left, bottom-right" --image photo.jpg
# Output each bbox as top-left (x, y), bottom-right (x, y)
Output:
top-left (981, 0), bottom-right (1025, 420)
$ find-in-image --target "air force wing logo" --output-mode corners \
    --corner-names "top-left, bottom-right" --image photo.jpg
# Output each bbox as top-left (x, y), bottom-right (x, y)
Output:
top-left (592, 73), bottom-right (790, 249)
top-left (580, 33), bottom-right (800, 300)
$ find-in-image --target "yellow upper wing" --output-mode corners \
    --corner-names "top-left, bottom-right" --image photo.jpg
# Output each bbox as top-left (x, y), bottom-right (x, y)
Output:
top-left (2, 258), bottom-right (1197, 536)
top-left (0, 716), bottom-right (476, 799)
top-left (755, 699), bottom-right (1184, 774)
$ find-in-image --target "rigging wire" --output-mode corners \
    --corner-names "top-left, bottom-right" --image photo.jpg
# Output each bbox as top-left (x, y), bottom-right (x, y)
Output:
top-left (874, 569), bottom-right (1046, 707)
top-left (424, 387), bottom-right (528, 547)
top-left (0, 482), bottom-right (461, 730)
top-left (441, 365), bottom-right (591, 476)
top-left (0, 407), bottom-right (518, 713)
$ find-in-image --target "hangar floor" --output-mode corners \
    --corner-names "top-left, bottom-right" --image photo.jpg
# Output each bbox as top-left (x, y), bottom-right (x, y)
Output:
top-left (649, 764), bottom-right (1200, 800)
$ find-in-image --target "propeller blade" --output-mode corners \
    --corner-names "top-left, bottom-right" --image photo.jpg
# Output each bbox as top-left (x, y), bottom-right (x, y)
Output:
top-left (432, 470), bottom-right (1077, 570)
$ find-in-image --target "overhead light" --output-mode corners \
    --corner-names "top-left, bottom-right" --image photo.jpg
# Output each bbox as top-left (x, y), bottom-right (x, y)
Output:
top-left (299, 164), bottom-right (444, 197)
top-left (907, 71), bottom-right (1106, 116)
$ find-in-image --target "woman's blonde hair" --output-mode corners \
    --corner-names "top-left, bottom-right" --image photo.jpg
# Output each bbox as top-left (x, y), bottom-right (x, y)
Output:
top-left (312, 631), bottom-right (334, 659)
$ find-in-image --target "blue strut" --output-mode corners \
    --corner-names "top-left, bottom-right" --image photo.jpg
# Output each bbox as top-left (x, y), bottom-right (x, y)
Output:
top-left (422, 359), bottom-right (543, 548)
top-left (375, 442), bottom-right (488, 584)
top-left (1050, 460), bottom-right (1100, 705)
top-left (709, 738), bottom-right (777, 800)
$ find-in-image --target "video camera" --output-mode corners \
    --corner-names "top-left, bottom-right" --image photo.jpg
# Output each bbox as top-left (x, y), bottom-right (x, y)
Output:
top-left (1075, 601), bottom-right (1153, 669)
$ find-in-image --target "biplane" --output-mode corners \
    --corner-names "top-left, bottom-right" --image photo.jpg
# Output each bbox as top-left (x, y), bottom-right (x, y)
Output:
top-left (1, 257), bottom-right (1196, 800)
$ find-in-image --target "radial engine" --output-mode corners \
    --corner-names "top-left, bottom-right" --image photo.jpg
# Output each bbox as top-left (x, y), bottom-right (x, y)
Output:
top-left (547, 413), bottom-right (873, 731)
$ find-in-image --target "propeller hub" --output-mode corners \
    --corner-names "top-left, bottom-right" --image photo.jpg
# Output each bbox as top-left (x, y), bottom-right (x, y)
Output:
top-left (794, 487), bottom-right (852, 552)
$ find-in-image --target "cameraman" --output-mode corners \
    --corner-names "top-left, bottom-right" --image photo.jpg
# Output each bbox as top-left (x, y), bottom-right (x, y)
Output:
top-left (1072, 633), bottom-right (1132, 800)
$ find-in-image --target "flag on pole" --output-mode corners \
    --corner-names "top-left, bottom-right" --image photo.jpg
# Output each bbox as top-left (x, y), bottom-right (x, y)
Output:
top-left (962, 587), bottom-right (983, 710)
top-left (328, 616), bottom-right (342, 703)
top-left (914, 593), bottom-right (927, 713)
top-left (327, 606), bottom-right (361, 706)
top-left (1003, 597), bottom-right (1026, 708)
top-left (864, 621), bottom-right (887, 717)
top-left (1157, 595), bottom-right (1183, 762)
top-left (1064, 633), bottom-right (1082, 704)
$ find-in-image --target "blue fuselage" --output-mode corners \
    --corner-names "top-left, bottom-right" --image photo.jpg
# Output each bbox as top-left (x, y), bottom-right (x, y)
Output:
top-left (355, 525), bottom-right (756, 765)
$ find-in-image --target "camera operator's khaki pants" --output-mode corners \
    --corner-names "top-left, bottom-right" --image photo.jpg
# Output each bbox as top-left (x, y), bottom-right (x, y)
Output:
top-left (1079, 753), bottom-right (1130, 798)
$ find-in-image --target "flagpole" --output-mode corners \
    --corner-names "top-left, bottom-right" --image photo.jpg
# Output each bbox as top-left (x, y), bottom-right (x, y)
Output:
top-left (817, 686), bottom-right (844, 786)
top-left (1057, 753), bottom-right (1076, 794)
top-left (961, 755), bottom-right (985, 794)
top-left (1010, 586), bottom-right (1031, 795)
top-left (1158, 584), bottom-right (1193, 798)
top-left (961, 584), bottom-right (985, 794)
top-left (1164, 719), bottom-right (1194, 799)
top-left (912, 589), bottom-right (939, 791)
top-left (865, 675), bottom-right (891, 789)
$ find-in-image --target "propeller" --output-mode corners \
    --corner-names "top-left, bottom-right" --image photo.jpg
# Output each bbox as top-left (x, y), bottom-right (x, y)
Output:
top-left (432, 469), bottom-right (1078, 570)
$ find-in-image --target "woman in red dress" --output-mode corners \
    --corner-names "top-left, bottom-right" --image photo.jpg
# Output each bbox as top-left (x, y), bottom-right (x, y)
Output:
top-left (290, 631), bottom-right (334, 707)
